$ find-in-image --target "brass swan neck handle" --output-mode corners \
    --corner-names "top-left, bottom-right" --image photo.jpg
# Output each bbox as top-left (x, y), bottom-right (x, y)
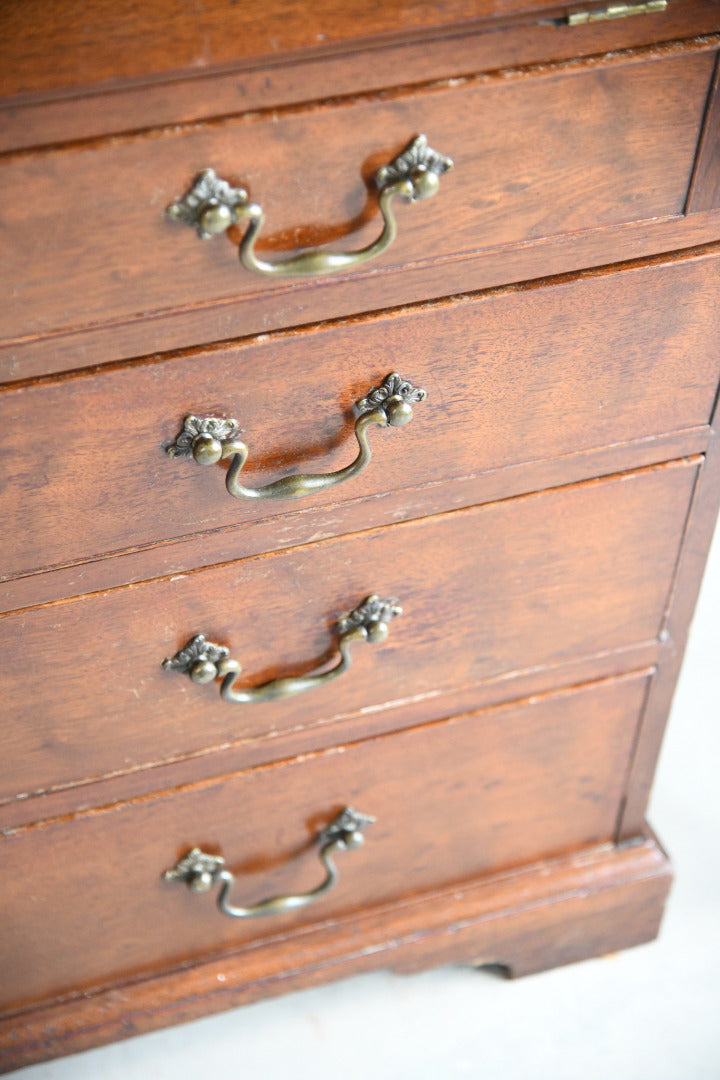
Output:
top-left (165, 135), bottom-right (453, 278)
top-left (166, 373), bottom-right (427, 502)
top-left (162, 594), bottom-right (402, 706)
top-left (234, 180), bottom-right (404, 278)
top-left (163, 808), bottom-right (376, 919)
top-left (224, 407), bottom-right (383, 501)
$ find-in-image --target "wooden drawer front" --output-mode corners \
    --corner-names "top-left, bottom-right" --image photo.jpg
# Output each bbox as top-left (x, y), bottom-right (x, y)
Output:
top-left (2, 6), bottom-right (719, 154)
top-left (5, 0), bottom-right (718, 105)
top-left (3, 249), bottom-right (718, 586)
top-left (0, 671), bottom-right (649, 1013)
top-left (0, 459), bottom-right (696, 804)
top-left (0, 44), bottom-right (713, 377)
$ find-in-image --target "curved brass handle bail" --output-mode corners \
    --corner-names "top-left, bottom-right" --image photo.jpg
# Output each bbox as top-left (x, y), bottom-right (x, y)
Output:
top-left (162, 594), bottom-right (402, 705)
top-left (166, 372), bottom-right (427, 502)
top-left (235, 178), bottom-right (403, 278)
top-left (165, 135), bottom-right (453, 278)
top-left (224, 406), bottom-right (383, 501)
top-left (163, 807), bottom-right (376, 919)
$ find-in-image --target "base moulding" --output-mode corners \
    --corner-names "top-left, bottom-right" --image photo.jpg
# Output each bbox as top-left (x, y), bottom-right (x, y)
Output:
top-left (0, 828), bottom-right (671, 1073)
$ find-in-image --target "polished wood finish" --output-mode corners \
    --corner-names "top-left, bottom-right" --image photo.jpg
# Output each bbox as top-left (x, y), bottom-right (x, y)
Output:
top-left (618, 375), bottom-right (720, 838)
top-left (2, 246), bottom-right (718, 584)
top-left (687, 53), bottom-right (720, 212)
top-left (0, 427), bottom-right (711, 618)
top-left (0, 671), bottom-right (649, 1012)
top-left (3, 0), bottom-right (710, 99)
top-left (0, 645), bottom-right (661, 833)
top-left (2, 0), bottom-right (720, 1068)
top-left (0, 460), bottom-right (697, 805)
top-left (0, 830), bottom-right (671, 1072)
top-left (0, 42), bottom-right (713, 378)
top-left (5, 209), bottom-right (720, 382)
top-left (2, 4), bottom-right (717, 152)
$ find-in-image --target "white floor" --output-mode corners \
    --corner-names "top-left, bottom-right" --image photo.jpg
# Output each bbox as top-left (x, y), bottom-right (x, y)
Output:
top-left (15, 526), bottom-right (720, 1079)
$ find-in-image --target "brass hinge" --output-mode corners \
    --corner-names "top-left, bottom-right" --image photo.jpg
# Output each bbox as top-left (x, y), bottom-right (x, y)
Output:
top-left (567, 0), bottom-right (667, 24)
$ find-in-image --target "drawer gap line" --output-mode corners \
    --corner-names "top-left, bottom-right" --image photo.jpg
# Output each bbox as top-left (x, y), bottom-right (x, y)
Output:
top-left (0, 33), bottom-right (716, 164)
top-left (0, 663), bottom-right (657, 830)
top-left (0, 455), bottom-right (705, 618)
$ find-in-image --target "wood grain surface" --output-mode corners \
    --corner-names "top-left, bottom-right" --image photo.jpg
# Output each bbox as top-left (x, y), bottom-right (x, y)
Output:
top-left (0, 644), bottom-right (662, 833)
top-left (687, 53), bottom-right (720, 213)
top-left (0, 671), bottom-right (649, 1013)
top-left (618, 351), bottom-right (720, 838)
top-left (2, 4), bottom-right (717, 152)
top-left (0, 0), bottom-right (717, 1068)
top-left (4, 0), bottom-right (713, 100)
top-left (5, 209), bottom-right (720, 383)
top-left (0, 829), bottom-right (671, 1072)
top-left (2, 247), bottom-right (718, 584)
top-left (0, 429), bottom-right (710, 618)
top-left (0, 459), bottom-right (697, 805)
top-left (0, 44), bottom-right (712, 362)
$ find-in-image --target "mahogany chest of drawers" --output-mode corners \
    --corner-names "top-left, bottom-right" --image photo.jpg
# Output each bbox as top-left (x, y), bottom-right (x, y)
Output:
top-left (1, 0), bottom-right (720, 1070)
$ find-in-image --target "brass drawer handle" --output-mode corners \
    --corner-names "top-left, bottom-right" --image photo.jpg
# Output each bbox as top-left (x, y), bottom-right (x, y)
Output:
top-left (163, 807), bottom-right (375, 919)
top-left (165, 134), bottom-right (453, 278)
top-left (162, 594), bottom-right (402, 705)
top-left (166, 372), bottom-right (426, 501)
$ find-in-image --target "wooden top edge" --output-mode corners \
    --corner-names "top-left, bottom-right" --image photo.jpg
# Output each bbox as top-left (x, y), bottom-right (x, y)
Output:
top-left (0, 0), bottom-right (701, 103)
